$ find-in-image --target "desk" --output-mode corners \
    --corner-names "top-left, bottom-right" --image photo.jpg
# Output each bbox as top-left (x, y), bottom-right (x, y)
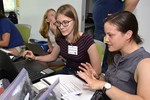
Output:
top-left (13, 44), bottom-right (64, 83)
top-left (46, 58), bottom-right (65, 70)
top-left (33, 75), bottom-right (95, 100)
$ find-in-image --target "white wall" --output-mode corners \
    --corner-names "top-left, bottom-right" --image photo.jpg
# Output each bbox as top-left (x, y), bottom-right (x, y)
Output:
top-left (135, 0), bottom-right (150, 52)
top-left (18, 0), bottom-right (150, 52)
top-left (17, 0), bottom-right (85, 41)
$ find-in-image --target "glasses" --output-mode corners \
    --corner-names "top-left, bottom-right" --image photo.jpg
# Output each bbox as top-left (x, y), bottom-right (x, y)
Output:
top-left (54, 20), bottom-right (72, 27)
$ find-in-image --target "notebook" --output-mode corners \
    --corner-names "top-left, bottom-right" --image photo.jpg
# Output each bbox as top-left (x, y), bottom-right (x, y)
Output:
top-left (14, 59), bottom-right (55, 83)
top-left (25, 43), bottom-right (48, 56)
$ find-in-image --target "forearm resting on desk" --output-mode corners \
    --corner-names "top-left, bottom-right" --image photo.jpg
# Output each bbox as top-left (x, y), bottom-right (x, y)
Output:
top-left (34, 54), bottom-right (57, 62)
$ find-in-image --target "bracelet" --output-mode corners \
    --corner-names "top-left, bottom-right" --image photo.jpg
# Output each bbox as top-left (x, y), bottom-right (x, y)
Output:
top-left (98, 73), bottom-right (105, 80)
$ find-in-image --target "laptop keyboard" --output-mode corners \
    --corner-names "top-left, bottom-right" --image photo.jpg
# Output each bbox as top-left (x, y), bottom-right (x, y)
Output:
top-left (14, 59), bottom-right (55, 83)
top-left (25, 66), bottom-right (44, 81)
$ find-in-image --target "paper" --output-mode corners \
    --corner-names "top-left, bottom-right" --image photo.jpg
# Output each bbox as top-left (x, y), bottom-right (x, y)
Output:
top-left (42, 74), bottom-right (95, 100)
top-left (32, 81), bottom-right (47, 93)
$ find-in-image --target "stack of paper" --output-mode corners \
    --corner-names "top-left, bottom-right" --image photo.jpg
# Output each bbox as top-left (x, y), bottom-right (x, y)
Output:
top-left (39, 74), bottom-right (95, 100)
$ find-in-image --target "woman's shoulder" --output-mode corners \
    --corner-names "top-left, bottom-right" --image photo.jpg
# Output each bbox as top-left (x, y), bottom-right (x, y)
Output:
top-left (0, 18), bottom-right (9, 22)
top-left (81, 32), bottom-right (93, 39)
top-left (0, 18), bottom-right (12, 25)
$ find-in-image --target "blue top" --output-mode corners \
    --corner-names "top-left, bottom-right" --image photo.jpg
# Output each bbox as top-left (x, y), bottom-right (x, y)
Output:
top-left (0, 18), bottom-right (24, 48)
top-left (105, 47), bottom-right (150, 94)
top-left (93, 0), bottom-right (125, 41)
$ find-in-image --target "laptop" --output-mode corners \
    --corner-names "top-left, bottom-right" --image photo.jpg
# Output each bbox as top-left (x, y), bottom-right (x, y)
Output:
top-left (0, 68), bottom-right (59, 100)
top-left (14, 59), bottom-right (55, 83)
top-left (24, 43), bottom-right (48, 56)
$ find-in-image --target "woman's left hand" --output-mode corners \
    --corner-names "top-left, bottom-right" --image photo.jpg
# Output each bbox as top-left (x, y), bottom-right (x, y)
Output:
top-left (50, 22), bottom-right (57, 34)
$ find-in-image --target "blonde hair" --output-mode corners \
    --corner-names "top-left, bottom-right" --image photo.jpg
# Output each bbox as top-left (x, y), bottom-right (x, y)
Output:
top-left (55, 4), bottom-right (80, 44)
top-left (39, 9), bottom-right (56, 38)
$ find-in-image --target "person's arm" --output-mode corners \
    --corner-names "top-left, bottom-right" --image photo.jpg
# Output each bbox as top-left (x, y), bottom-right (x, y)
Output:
top-left (35, 43), bottom-right (60, 62)
top-left (0, 33), bottom-right (10, 47)
top-left (50, 22), bottom-right (57, 35)
top-left (47, 36), bottom-right (53, 53)
top-left (24, 43), bottom-right (60, 62)
top-left (106, 58), bottom-right (150, 100)
top-left (124, 0), bottom-right (140, 12)
top-left (88, 43), bottom-right (101, 76)
top-left (77, 58), bottom-right (150, 100)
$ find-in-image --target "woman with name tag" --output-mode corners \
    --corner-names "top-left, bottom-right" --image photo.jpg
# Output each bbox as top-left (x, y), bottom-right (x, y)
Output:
top-left (77, 11), bottom-right (150, 100)
top-left (23, 4), bottom-right (101, 75)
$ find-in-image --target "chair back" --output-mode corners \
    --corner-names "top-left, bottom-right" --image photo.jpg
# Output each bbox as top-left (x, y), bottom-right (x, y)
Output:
top-left (15, 24), bottom-right (31, 43)
top-left (94, 39), bottom-right (106, 65)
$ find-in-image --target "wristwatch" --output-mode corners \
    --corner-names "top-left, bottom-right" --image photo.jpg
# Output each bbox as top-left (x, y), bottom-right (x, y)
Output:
top-left (102, 82), bottom-right (112, 93)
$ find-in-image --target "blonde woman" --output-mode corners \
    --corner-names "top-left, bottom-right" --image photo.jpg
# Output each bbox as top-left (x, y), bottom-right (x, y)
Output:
top-left (39, 9), bottom-right (56, 53)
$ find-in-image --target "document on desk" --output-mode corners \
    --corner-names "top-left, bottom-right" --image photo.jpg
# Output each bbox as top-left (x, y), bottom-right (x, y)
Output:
top-left (42, 74), bottom-right (95, 100)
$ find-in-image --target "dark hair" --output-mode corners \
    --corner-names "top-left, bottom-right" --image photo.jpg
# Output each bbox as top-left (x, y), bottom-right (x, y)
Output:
top-left (0, 13), bottom-right (6, 19)
top-left (8, 11), bottom-right (18, 24)
top-left (104, 11), bottom-right (142, 44)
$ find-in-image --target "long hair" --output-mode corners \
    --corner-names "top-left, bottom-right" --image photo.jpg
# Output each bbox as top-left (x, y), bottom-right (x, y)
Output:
top-left (39, 9), bottom-right (56, 38)
top-left (55, 4), bottom-right (80, 44)
top-left (104, 11), bottom-right (142, 44)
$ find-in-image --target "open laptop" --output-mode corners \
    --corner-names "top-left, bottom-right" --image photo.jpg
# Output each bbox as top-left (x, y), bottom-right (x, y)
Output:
top-left (14, 59), bottom-right (55, 83)
top-left (24, 43), bottom-right (48, 56)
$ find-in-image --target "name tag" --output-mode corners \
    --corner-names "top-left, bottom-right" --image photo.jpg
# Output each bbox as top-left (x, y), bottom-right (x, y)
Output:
top-left (68, 45), bottom-right (78, 55)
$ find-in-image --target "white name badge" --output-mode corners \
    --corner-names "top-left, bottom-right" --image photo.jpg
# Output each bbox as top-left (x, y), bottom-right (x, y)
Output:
top-left (68, 45), bottom-right (78, 55)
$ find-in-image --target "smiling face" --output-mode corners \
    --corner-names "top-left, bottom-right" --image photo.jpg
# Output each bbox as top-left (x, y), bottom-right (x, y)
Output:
top-left (56, 14), bottom-right (74, 37)
top-left (46, 10), bottom-right (56, 23)
top-left (104, 22), bottom-right (128, 52)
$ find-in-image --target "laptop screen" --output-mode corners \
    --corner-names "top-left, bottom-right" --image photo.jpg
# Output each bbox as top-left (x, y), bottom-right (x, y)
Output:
top-left (25, 43), bottom-right (48, 56)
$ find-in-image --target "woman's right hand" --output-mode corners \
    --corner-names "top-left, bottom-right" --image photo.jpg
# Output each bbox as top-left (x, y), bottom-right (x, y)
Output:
top-left (23, 50), bottom-right (36, 60)
top-left (79, 62), bottom-right (99, 79)
top-left (50, 22), bottom-right (57, 34)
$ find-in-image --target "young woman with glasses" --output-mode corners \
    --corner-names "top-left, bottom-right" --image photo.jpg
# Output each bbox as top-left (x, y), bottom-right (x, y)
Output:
top-left (23, 4), bottom-right (101, 75)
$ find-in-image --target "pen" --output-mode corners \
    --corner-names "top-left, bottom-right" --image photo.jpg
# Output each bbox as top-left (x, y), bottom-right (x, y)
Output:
top-left (42, 78), bottom-right (51, 86)
top-left (75, 93), bottom-right (82, 96)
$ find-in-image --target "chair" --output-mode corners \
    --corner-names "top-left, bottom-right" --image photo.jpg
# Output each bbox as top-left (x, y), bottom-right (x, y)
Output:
top-left (15, 24), bottom-right (31, 43)
top-left (94, 39), bottom-right (106, 65)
